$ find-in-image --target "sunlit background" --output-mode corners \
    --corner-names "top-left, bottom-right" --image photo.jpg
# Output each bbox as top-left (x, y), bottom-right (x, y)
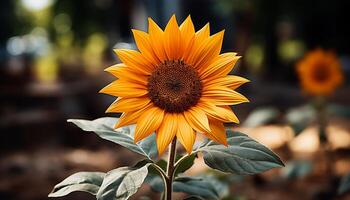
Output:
top-left (1, 0), bottom-right (350, 200)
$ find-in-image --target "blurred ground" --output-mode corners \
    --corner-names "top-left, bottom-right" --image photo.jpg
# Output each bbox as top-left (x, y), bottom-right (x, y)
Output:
top-left (1, 122), bottom-right (350, 200)
top-left (1, 84), bottom-right (350, 200)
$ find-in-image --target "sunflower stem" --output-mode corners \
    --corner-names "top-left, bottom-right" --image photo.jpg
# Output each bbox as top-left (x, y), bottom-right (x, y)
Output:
top-left (315, 96), bottom-right (328, 143)
top-left (315, 97), bottom-right (334, 178)
top-left (164, 137), bottom-right (177, 200)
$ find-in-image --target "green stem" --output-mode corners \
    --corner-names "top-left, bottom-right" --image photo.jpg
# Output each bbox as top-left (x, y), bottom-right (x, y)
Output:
top-left (315, 96), bottom-right (334, 176)
top-left (316, 97), bottom-right (327, 143)
top-left (152, 164), bottom-right (167, 180)
top-left (164, 137), bottom-right (177, 200)
top-left (150, 163), bottom-right (168, 199)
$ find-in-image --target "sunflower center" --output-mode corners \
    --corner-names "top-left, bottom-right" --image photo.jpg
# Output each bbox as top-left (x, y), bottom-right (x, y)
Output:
top-left (147, 60), bottom-right (202, 113)
top-left (313, 64), bottom-right (330, 82)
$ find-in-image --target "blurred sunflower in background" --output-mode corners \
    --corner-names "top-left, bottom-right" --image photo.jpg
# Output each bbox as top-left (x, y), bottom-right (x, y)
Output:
top-left (100, 15), bottom-right (249, 155)
top-left (296, 49), bottom-right (343, 96)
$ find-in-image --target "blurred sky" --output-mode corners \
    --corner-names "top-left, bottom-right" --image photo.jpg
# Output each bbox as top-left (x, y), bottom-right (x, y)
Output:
top-left (1, 0), bottom-right (350, 148)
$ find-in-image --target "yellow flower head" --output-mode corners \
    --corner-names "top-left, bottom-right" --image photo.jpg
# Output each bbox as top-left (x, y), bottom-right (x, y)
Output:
top-left (297, 49), bottom-right (343, 96)
top-left (100, 15), bottom-right (249, 155)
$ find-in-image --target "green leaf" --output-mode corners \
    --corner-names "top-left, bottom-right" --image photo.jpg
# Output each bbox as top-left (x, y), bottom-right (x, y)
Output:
top-left (338, 172), bottom-right (350, 195)
top-left (97, 163), bottom-right (151, 200)
top-left (174, 176), bottom-right (228, 200)
top-left (328, 104), bottom-right (350, 119)
top-left (281, 160), bottom-right (312, 179)
top-left (133, 159), bottom-right (153, 168)
top-left (68, 118), bottom-right (158, 160)
top-left (147, 154), bottom-right (196, 178)
top-left (146, 175), bottom-right (228, 200)
top-left (156, 159), bottom-right (167, 171)
top-left (243, 107), bottom-right (280, 127)
top-left (184, 196), bottom-right (206, 200)
top-left (48, 172), bottom-right (105, 197)
top-left (195, 130), bottom-right (284, 175)
top-left (145, 174), bottom-right (164, 193)
top-left (174, 154), bottom-right (196, 176)
top-left (286, 105), bottom-right (315, 135)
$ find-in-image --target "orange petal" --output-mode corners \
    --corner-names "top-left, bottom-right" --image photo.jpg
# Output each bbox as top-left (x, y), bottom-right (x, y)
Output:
top-left (220, 105), bottom-right (240, 123)
top-left (179, 15), bottom-right (195, 58)
top-left (115, 103), bottom-right (153, 128)
top-left (193, 30), bottom-right (224, 70)
top-left (104, 63), bottom-right (148, 85)
top-left (100, 80), bottom-right (148, 98)
top-left (202, 86), bottom-right (249, 105)
top-left (132, 29), bottom-right (160, 65)
top-left (156, 113), bottom-right (177, 155)
top-left (114, 49), bottom-right (153, 75)
top-left (134, 106), bottom-right (164, 143)
top-left (148, 18), bottom-right (167, 62)
top-left (106, 97), bottom-right (151, 113)
top-left (202, 75), bottom-right (250, 90)
top-left (197, 101), bottom-right (239, 123)
top-left (199, 53), bottom-right (240, 79)
top-left (184, 106), bottom-right (211, 133)
top-left (176, 114), bottom-right (196, 154)
top-left (195, 23), bottom-right (210, 42)
top-left (183, 23), bottom-right (210, 62)
top-left (204, 120), bottom-right (228, 146)
top-left (164, 15), bottom-right (182, 60)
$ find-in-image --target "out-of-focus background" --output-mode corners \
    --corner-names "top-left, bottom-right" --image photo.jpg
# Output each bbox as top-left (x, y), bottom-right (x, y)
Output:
top-left (1, 0), bottom-right (350, 200)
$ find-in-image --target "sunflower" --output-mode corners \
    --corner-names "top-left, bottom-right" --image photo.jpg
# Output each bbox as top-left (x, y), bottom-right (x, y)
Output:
top-left (100, 15), bottom-right (249, 155)
top-left (297, 49), bottom-right (343, 96)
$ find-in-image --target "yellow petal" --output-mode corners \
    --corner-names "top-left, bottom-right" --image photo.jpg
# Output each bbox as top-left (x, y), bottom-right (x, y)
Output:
top-left (114, 49), bottom-right (153, 75)
top-left (100, 80), bottom-right (148, 98)
top-left (202, 86), bottom-right (249, 105)
top-left (199, 53), bottom-right (240, 79)
top-left (204, 120), bottom-right (228, 146)
top-left (220, 105), bottom-right (240, 123)
top-left (104, 63), bottom-right (148, 85)
top-left (148, 17), bottom-right (167, 61)
top-left (183, 23), bottom-right (210, 62)
top-left (106, 97), bottom-right (151, 113)
top-left (132, 29), bottom-right (160, 65)
top-left (184, 106), bottom-right (211, 133)
top-left (156, 113), bottom-right (177, 155)
top-left (134, 106), bottom-right (164, 143)
top-left (197, 101), bottom-right (239, 123)
top-left (115, 103), bottom-right (153, 128)
top-left (194, 30), bottom-right (224, 70)
top-left (195, 23), bottom-right (210, 42)
top-left (202, 75), bottom-right (250, 90)
top-left (185, 30), bottom-right (223, 69)
top-left (164, 15), bottom-right (182, 60)
top-left (179, 15), bottom-right (195, 57)
top-left (176, 114), bottom-right (196, 154)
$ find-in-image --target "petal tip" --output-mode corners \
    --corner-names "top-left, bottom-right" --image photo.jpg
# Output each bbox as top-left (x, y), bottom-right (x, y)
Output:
top-left (103, 67), bottom-right (110, 72)
top-left (105, 106), bottom-right (117, 113)
top-left (114, 122), bottom-right (122, 129)
top-left (98, 88), bottom-right (106, 94)
top-left (113, 49), bottom-right (119, 54)
top-left (157, 145), bottom-right (167, 156)
top-left (134, 137), bottom-right (141, 144)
